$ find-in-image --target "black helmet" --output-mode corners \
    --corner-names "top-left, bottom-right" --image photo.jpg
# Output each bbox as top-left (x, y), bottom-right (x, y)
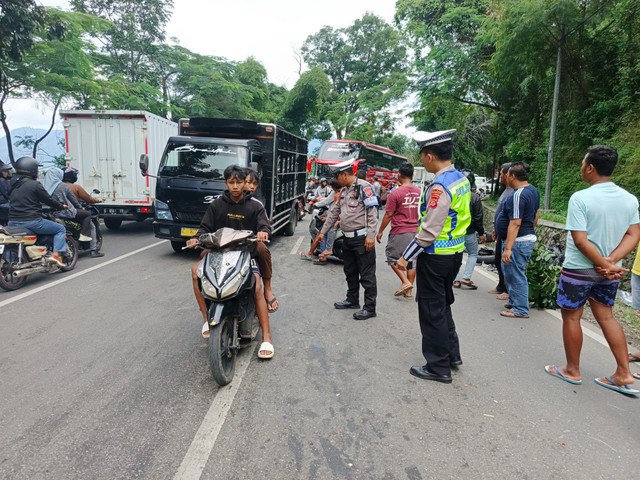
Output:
top-left (63, 167), bottom-right (78, 183)
top-left (14, 156), bottom-right (39, 179)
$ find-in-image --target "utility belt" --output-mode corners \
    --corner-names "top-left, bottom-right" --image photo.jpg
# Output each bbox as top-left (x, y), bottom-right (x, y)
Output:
top-left (343, 228), bottom-right (367, 238)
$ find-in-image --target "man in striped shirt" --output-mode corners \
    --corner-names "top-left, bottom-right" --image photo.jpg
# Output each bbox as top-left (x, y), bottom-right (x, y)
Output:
top-left (494, 162), bottom-right (540, 318)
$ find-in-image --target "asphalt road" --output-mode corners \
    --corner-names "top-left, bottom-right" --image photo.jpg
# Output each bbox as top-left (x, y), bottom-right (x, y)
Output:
top-left (1, 219), bottom-right (638, 480)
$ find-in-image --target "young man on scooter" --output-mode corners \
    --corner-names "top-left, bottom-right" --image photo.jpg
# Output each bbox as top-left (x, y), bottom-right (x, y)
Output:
top-left (187, 165), bottom-right (275, 359)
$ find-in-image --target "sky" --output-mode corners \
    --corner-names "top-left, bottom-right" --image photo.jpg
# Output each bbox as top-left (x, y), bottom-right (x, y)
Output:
top-left (6, 0), bottom-right (400, 131)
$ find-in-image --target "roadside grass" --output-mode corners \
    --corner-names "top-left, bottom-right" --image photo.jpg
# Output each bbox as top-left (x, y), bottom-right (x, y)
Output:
top-left (539, 210), bottom-right (567, 224)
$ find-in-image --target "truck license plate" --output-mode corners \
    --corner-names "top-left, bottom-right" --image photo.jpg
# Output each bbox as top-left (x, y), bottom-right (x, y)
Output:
top-left (181, 228), bottom-right (199, 237)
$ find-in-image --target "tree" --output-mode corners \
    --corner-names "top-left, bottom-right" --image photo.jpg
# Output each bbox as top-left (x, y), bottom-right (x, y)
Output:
top-left (0, 0), bottom-right (46, 164)
top-left (302, 13), bottom-right (408, 139)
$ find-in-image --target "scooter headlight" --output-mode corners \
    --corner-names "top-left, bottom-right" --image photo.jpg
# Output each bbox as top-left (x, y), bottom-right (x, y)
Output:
top-left (220, 272), bottom-right (245, 299)
top-left (201, 276), bottom-right (218, 299)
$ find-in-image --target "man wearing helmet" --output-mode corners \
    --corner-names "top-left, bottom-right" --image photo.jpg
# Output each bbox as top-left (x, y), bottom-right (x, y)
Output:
top-left (0, 161), bottom-right (12, 224)
top-left (63, 168), bottom-right (102, 204)
top-left (7, 157), bottom-right (69, 267)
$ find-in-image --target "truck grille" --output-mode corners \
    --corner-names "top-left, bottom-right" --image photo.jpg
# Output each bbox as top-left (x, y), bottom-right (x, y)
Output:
top-left (173, 210), bottom-right (205, 223)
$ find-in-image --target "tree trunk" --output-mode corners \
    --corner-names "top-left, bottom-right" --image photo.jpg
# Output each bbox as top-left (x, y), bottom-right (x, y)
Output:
top-left (0, 95), bottom-right (15, 165)
top-left (32, 97), bottom-right (62, 159)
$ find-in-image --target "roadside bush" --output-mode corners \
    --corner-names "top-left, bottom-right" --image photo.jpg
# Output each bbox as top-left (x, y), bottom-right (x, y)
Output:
top-left (527, 243), bottom-right (562, 310)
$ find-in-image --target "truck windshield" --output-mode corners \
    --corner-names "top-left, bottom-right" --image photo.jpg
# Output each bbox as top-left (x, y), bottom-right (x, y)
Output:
top-left (317, 142), bottom-right (361, 161)
top-left (159, 142), bottom-right (248, 179)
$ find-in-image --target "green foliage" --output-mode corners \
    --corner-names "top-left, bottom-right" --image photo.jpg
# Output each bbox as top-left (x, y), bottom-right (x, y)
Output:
top-left (302, 13), bottom-right (409, 139)
top-left (527, 243), bottom-right (562, 309)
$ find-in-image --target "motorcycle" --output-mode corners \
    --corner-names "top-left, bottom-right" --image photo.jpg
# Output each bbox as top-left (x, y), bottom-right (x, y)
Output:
top-left (0, 221), bottom-right (78, 291)
top-left (308, 206), bottom-right (344, 262)
top-left (195, 228), bottom-right (261, 386)
top-left (60, 203), bottom-right (103, 255)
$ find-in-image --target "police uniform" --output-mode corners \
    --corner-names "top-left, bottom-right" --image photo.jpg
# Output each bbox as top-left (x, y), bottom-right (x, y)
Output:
top-left (401, 130), bottom-right (472, 380)
top-left (321, 159), bottom-right (379, 318)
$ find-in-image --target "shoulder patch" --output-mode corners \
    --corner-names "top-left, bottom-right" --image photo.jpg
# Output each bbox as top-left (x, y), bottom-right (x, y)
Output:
top-left (428, 188), bottom-right (443, 208)
top-left (363, 186), bottom-right (374, 198)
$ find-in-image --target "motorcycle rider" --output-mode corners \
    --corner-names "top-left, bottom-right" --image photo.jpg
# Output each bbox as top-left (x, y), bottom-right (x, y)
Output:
top-left (7, 157), bottom-right (69, 267)
top-left (63, 168), bottom-right (102, 204)
top-left (314, 177), bottom-right (332, 200)
top-left (0, 161), bottom-right (12, 224)
top-left (187, 165), bottom-right (274, 359)
top-left (45, 167), bottom-right (104, 258)
top-left (244, 168), bottom-right (278, 312)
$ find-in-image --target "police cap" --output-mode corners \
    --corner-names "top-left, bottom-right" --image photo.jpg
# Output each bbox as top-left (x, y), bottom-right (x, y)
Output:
top-left (329, 159), bottom-right (356, 176)
top-left (413, 129), bottom-right (456, 151)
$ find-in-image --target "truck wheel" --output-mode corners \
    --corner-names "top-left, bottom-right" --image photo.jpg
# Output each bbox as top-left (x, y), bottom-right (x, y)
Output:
top-left (209, 316), bottom-right (237, 386)
top-left (104, 218), bottom-right (122, 230)
top-left (282, 206), bottom-right (298, 236)
top-left (171, 241), bottom-right (186, 253)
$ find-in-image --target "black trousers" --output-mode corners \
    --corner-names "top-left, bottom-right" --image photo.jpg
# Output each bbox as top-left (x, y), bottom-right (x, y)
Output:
top-left (342, 236), bottom-right (377, 311)
top-left (416, 252), bottom-right (463, 376)
top-left (494, 237), bottom-right (506, 293)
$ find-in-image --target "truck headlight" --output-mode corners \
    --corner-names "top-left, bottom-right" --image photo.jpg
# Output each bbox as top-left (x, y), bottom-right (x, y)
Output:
top-left (154, 199), bottom-right (173, 221)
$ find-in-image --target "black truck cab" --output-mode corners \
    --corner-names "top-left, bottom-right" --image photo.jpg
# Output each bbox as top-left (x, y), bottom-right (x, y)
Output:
top-left (145, 118), bottom-right (307, 251)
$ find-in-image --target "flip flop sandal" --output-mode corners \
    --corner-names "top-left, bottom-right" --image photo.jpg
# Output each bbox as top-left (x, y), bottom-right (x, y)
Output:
top-left (313, 258), bottom-right (328, 265)
top-left (453, 281), bottom-right (462, 288)
top-left (266, 297), bottom-right (279, 313)
top-left (258, 341), bottom-right (274, 359)
top-left (201, 322), bottom-right (210, 339)
top-left (633, 372), bottom-right (640, 380)
top-left (500, 310), bottom-right (529, 318)
top-left (496, 292), bottom-right (510, 300)
top-left (628, 353), bottom-right (640, 363)
top-left (460, 280), bottom-right (478, 290)
top-left (394, 283), bottom-right (413, 297)
top-left (544, 365), bottom-right (582, 385)
top-left (594, 376), bottom-right (640, 396)
top-left (299, 252), bottom-right (316, 261)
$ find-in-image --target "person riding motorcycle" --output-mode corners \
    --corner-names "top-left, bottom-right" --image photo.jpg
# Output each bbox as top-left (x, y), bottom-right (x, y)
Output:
top-left (63, 168), bottom-right (102, 204)
top-left (0, 161), bottom-right (12, 224)
top-left (314, 177), bottom-right (332, 200)
top-left (45, 167), bottom-right (104, 258)
top-left (7, 157), bottom-right (69, 267)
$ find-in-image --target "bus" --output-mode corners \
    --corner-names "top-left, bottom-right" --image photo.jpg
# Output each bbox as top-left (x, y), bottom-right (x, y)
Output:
top-left (311, 140), bottom-right (408, 193)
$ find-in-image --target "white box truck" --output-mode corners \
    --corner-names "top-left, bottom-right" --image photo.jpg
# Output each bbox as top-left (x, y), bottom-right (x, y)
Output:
top-left (60, 110), bottom-right (177, 230)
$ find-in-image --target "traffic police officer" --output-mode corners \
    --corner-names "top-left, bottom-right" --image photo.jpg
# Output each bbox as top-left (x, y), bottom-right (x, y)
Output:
top-left (317, 159), bottom-right (379, 320)
top-left (397, 130), bottom-right (472, 383)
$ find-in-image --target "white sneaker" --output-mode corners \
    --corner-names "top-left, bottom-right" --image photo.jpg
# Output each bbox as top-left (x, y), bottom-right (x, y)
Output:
top-left (79, 234), bottom-right (92, 242)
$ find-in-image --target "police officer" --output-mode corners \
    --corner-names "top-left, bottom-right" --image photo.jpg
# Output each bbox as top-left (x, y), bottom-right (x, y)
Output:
top-left (317, 159), bottom-right (379, 320)
top-left (396, 130), bottom-right (472, 383)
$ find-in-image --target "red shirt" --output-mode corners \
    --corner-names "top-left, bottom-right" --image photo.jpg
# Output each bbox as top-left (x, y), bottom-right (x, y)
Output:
top-left (385, 184), bottom-right (421, 234)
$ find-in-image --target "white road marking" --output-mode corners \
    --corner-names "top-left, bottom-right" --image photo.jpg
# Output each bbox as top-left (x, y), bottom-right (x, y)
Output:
top-left (474, 263), bottom-right (609, 347)
top-left (173, 350), bottom-right (253, 480)
top-left (0, 240), bottom-right (166, 309)
top-left (290, 235), bottom-right (304, 255)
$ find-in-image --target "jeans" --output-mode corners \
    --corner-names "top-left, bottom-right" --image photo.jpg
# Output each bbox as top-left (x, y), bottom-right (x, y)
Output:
top-left (320, 227), bottom-right (337, 252)
top-left (455, 232), bottom-right (479, 281)
top-left (8, 218), bottom-right (67, 252)
top-left (632, 272), bottom-right (640, 311)
top-left (501, 240), bottom-right (535, 316)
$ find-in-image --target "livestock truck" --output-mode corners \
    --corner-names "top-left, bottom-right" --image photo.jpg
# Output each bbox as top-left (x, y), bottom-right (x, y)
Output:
top-left (60, 110), bottom-right (177, 230)
top-left (144, 118), bottom-right (307, 252)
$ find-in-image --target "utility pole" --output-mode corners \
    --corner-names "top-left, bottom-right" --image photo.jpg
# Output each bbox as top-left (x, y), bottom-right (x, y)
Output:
top-left (544, 42), bottom-right (562, 210)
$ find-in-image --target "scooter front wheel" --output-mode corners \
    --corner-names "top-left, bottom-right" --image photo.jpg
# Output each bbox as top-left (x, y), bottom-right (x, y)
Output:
top-left (209, 315), bottom-right (237, 386)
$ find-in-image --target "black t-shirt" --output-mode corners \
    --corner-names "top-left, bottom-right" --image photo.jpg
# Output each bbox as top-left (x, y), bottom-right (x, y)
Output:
top-left (496, 185), bottom-right (540, 240)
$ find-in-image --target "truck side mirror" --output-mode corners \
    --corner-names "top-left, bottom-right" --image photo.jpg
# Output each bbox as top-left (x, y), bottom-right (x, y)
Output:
top-left (250, 161), bottom-right (259, 172)
top-left (139, 154), bottom-right (149, 176)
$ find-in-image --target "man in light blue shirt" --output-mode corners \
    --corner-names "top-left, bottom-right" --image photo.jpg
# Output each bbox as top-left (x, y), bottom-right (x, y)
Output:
top-left (545, 145), bottom-right (640, 396)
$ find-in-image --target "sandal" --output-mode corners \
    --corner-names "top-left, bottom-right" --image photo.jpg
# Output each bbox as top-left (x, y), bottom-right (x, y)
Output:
top-left (266, 297), bottom-right (279, 313)
top-left (633, 372), bottom-right (640, 380)
top-left (394, 283), bottom-right (413, 297)
top-left (201, 322), bottom-right (210, 339)
top-left (496, 292), bottom-right (509, 300)
top-left (313, 257), bottom-right (328, 265)
top-left (258, 341), bottom-right (274, 359)
top-left (628, 352), bottom-right (640, 363)
top-left (299, 252), bottom-right (316, 261)
top-left (453, 281), bottom-right (462, 288)
top-left (500, 310), bottom-right (529, 318)
top-left (460, 279), bottom-right (478, 290)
